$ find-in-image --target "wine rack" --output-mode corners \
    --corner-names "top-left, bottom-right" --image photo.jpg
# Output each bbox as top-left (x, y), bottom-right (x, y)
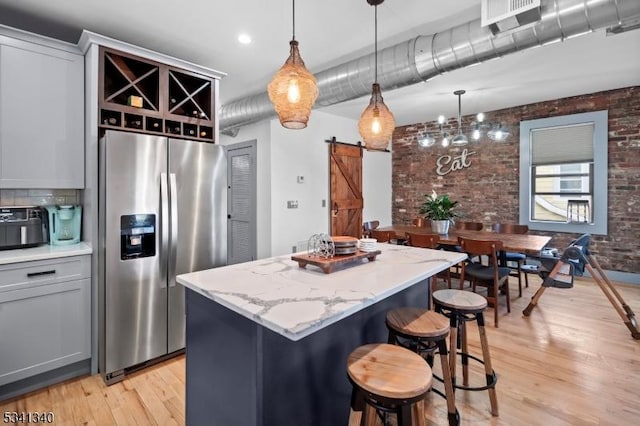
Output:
top-left (167, 68), bottom-right (212, 121)
top-left (98, 47), bottom-right (216, 142)
top-left (103, 50), bottom-right (160, 112)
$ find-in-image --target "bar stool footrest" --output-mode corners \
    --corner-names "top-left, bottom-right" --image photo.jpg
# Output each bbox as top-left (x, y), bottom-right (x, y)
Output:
top-left (453, 350), bottom-right (497, 391)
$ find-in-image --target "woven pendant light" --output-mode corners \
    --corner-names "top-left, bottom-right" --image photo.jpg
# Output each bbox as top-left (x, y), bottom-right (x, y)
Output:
top-left (267, 0), bottom-right (318, 129)
top-left (358, 84), bottom-right (395, 150)
top-left (358, 0), bottom-right (395, 151)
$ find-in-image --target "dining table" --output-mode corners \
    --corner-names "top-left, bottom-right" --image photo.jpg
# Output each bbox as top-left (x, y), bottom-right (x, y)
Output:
top-left (377, 224), bottom-right (552, 256)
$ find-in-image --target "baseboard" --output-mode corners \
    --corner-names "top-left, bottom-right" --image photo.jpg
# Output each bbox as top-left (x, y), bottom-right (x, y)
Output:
top-left (0, 359), bottom-right (91, 402)
top-left (585, 269), bottom-right (640, 285)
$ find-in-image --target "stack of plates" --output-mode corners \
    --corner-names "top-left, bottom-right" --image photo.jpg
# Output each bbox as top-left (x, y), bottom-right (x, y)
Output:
top-left (358, 238), bottom-right (378, 252)
top-left (332, 236), bottom-right (359, 255)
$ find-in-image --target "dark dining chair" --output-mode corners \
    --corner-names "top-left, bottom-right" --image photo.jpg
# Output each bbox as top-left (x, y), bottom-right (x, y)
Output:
top-left (492, 223), bottom-right (529, 297)
top-left (370, 229), bottom-right (397, 244)
top-left (454, 221), bottom-right (483, 231)
top-left (405, 232), bottom-right (452, 302)
top-left (412, 217), bottom-right (430, 228)
top-left (446, 221), bottom-right (484, 280)
top-left (458, 236), bottom-right (511, 328)
top-left (362, 220), bottom-right (380, 238)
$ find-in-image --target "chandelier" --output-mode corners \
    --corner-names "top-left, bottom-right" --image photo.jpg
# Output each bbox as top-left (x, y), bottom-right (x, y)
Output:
top-left (358, 0), bottom-right (395, 151)
top-left (418, 90), bottom-right (510, 148)
top-left (267, 0), bottom-right (318, 129)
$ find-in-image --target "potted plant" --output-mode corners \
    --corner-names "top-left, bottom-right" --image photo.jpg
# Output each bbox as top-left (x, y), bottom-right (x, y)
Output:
top-left (418, 190), bottom-right (459, 234)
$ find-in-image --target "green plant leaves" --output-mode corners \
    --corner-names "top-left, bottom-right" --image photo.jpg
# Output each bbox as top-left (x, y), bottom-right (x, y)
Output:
top-left (418, 192), bottom-right (459, 221)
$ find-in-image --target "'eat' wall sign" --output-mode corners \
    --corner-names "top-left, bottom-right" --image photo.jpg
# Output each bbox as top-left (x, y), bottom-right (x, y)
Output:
top-left (436, 148), bottom-right (476, 176)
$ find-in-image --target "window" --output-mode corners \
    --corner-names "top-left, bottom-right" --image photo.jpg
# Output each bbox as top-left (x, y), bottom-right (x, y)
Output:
top-left (519, 111), bottom-right (608, 234)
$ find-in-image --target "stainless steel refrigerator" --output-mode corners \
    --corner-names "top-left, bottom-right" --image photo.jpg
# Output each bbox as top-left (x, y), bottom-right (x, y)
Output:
top-left (98, 130), bottom-right (227, 384)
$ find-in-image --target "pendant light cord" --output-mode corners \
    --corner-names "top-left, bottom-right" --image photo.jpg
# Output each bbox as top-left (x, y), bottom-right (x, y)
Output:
top-left (374, 4), bottom-right (378, 84)
top-left (292, 0), bottom-right (296, 40)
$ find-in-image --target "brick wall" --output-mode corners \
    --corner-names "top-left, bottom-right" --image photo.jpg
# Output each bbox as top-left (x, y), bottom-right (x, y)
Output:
top-left (391, 86), bottom-right (640, 273)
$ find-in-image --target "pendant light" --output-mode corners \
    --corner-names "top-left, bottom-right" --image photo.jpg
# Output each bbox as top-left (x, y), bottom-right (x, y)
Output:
top-left (418, 91), bottom-right (510, 148)
top-left (451, 90), bottom-right (469, 146)
top-left (267, 0), bottom-right (318, 129)
top-left (487, 123), bottom-right (511, 141)
top-left (358, 0), bottom-right (395, 151)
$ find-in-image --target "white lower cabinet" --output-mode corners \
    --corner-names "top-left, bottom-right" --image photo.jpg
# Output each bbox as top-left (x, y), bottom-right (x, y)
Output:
top-left (0, 255), bottom-right (90, 386)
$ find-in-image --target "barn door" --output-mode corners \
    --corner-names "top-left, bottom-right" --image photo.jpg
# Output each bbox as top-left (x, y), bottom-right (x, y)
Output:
top-left (329, 142), bottom-right (363, 238)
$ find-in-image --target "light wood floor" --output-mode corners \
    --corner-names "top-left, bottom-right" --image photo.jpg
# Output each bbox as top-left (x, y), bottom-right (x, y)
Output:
top-left (1, 275), bottom-right (639, 425)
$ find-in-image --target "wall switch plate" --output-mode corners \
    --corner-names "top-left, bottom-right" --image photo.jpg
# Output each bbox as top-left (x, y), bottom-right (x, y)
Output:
top-left (297, 176), bottom-right (305, 183)
top-left (287, 200), bottom-right (299, 209)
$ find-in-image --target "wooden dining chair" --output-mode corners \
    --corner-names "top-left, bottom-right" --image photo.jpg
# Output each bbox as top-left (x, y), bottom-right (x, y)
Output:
top-left (412, 217), bottom-right (430, 228)
top-left (406, 232), bottom-right (452, 302)
top-left (362, 220), bottom-right (380, 238)
top-left (492, 223), bottom-right (529, 297)
top-left (446, 221), bottom-right (484, 280)
top-left (454, 221), bottom-right (484, 231)
top-left (370, 229), bottom-right (397, 244)
top-left (458, 236), bottom-right (511, 327)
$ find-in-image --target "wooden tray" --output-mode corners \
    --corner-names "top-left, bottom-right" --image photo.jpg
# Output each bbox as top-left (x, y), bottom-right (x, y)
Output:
top-left (291, 250), bottom-right (382, 274)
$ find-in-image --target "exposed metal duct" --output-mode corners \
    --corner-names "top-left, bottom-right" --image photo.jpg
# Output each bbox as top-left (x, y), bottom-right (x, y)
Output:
top-left (220, 0), bottom-right (640, 135)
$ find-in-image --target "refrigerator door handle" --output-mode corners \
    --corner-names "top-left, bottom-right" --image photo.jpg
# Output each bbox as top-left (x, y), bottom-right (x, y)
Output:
top-left (160, 173), bottom-right (169, 288)
top-left (168, 173), bottom-right (178, 287)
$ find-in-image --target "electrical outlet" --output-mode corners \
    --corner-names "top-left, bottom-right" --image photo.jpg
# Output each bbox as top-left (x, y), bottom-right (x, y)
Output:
top-left (297, 176), bottom-right (305, 183)
top-left (287, 200), bottom-right (299, 209)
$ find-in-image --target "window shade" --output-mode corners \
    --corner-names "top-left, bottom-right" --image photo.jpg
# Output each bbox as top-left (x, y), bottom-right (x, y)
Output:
top-left (531, 123), bottom-right (594, 165)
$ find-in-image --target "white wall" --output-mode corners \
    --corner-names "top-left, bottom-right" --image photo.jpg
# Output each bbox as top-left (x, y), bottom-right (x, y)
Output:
top-left (363, 148), bottom-right (392, 227)
top-left (221, 110), bottom-right (392, 258)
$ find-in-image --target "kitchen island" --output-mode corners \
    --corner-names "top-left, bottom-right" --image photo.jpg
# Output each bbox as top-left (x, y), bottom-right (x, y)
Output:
top-left (177, 243), bottom-right (466, 426)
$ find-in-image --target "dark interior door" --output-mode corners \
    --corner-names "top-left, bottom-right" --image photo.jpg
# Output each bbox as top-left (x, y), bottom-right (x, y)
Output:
top-left (329, 143), bottom-right (363, 238)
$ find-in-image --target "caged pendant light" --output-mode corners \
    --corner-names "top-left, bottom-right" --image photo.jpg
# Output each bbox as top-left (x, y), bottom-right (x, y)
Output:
top-left (418, 90), bottom-right (510, 148)
top-left (267, 0), bottom-right (318, 129)
top-left (358, 0), bottom-right (395, 151)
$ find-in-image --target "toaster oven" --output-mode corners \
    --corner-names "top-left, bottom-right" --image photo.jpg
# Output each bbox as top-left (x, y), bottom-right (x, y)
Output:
top-left (0, 206), bottom-right (48, 250)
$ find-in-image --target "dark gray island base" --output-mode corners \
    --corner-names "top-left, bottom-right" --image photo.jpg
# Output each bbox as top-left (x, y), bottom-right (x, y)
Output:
top-left (185, 280), bottom-right (429, 426)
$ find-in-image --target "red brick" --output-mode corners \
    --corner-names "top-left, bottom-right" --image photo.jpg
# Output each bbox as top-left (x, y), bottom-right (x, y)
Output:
top-left (391, 86), bottom-right (640, 273)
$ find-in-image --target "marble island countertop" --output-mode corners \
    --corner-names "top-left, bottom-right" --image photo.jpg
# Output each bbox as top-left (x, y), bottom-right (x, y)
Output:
top-left (177, 243), bottom-right (467, 341)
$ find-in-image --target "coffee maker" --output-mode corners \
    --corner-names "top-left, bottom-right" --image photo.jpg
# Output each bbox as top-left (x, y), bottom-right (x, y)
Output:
top-left (45, 205), bottom-right (82, 245)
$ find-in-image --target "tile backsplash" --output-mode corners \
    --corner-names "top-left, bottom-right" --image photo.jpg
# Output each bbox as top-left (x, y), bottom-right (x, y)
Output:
top-left (0, 189), bottom-right (80, 207)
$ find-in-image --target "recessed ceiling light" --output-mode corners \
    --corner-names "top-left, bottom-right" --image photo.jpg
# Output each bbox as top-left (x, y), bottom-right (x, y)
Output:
top-left (238, 34), bottom-right (252, 45)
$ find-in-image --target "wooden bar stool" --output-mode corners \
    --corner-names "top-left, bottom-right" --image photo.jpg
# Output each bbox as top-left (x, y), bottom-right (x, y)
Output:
top-left (386, 308), bottom-right (459, 426)
top-left (432, 289), bottom-right (499, 417)
top-left (347, 343), bottom-right (431, 426)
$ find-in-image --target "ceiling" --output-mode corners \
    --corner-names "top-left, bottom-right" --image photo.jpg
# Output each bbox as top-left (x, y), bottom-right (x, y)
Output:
top-left (1, 0), bottom-right (639, 128)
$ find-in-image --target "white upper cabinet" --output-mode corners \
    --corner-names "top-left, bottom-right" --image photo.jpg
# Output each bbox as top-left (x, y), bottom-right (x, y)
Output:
top-left (0, 29), bottom-right (84, 188)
